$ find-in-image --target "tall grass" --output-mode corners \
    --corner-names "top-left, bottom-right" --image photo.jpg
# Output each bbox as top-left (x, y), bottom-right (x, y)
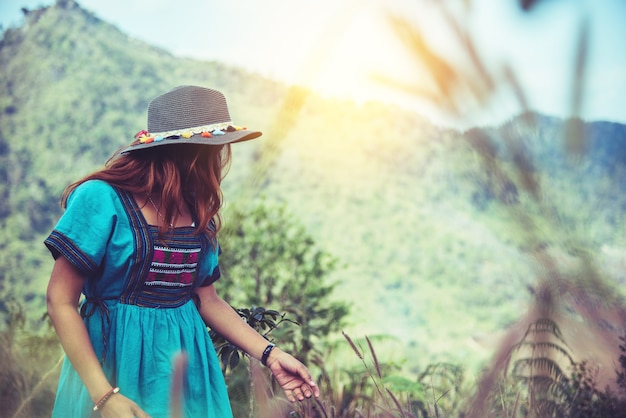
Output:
top-left (0, 300), bottom-right (61, 418)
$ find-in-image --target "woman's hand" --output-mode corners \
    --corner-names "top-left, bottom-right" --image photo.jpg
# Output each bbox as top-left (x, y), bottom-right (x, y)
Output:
top-left (193, 286), bottom-right (320, 402)
top-left (266, 348), bottom-right (320, 402)
top-left (98, 392), bottom-right (151, 418)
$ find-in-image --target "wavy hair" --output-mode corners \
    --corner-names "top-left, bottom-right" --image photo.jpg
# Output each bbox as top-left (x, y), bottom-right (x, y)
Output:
top-left (61, 144), bottom-right (231, 238)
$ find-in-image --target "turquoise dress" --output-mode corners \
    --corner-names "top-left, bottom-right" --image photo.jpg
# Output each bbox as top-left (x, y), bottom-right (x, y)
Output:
top-left (44, 180), bottom-right (233, 418)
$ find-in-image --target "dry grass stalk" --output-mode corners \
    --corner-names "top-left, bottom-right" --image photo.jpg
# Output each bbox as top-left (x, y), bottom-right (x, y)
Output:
top-left (342, 331), bottom-right (363, 360)
top-left (169, 352), bottom-right (187, 418)
top-left (11, 354), bottom-right (64, 418)
top-left (365, 336), bottom-right (382, 380)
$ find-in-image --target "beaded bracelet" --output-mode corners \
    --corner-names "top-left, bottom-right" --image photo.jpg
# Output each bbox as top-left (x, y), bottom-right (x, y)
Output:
top-left (93, 387), bottom-right (120, 411)
top-left (261, 343), bottom-right (276, 366)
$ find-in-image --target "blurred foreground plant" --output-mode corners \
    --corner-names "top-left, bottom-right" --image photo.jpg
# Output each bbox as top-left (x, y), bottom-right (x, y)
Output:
top-left (1, 299), bottom-right (61, 418)
top-left (376, 0), bottom-right (626, 417)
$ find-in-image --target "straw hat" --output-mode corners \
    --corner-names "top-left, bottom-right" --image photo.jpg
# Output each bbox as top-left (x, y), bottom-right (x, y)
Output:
top-left (120, 85), bottom-right (262, 154)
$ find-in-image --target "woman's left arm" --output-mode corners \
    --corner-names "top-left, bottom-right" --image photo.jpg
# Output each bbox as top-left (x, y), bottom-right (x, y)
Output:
top-left (194, 285), bottom-right (320, 402)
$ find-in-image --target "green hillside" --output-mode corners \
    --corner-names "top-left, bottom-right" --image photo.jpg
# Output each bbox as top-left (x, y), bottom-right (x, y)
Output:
top-left (2, 0), bottom-right (626, 378)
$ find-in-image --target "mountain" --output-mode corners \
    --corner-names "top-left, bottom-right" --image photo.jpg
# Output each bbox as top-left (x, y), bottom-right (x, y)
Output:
top-left (2, 0), bottom-right (625, 373)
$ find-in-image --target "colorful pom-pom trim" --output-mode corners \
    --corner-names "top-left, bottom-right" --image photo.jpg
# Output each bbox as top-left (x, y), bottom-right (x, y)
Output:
top-left (131, 123), bottom-right (247, 146)
top-left (134, 130), bottom-right (154, 144)
top-left (134, 130), bottom-right (149, 139)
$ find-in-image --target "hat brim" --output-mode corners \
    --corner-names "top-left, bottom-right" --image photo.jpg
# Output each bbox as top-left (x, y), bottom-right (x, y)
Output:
top-left (119, 130), bottom-right (262, 154)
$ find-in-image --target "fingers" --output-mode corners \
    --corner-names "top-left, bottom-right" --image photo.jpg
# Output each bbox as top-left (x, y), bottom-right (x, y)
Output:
top-left (295, 388), bottom-right (305, 401)
top-left (287, 387), bottom-right (305, 403)
top-left (302, 385), bottom-right (317, 399)
top-left (270, 352), bottom-right (320, 402)
top-left (285, 382), bottom-right (318, 403)
top-left (293, 364), bottom-right (319, 394)
top-left (311, 381), bottom-right (320, 398)
top-left (285, 389), bottom-right (297, 403)
top-left (297, 368), bottom-right (320, 399)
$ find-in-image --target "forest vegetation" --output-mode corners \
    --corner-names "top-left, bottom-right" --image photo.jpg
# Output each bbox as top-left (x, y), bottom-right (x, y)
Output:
top-left (1, 1), bottom-right (626, 416)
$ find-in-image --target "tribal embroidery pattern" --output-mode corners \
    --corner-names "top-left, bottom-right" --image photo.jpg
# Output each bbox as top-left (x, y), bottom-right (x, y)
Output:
top-left (145, 246), bottom-right (200, 287)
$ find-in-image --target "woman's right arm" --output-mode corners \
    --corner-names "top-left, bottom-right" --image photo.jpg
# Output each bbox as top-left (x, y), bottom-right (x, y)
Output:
top-left (46, 256), bottom-right (150, 418)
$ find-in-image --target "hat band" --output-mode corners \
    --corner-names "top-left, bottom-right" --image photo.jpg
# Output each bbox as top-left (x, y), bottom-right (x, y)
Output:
top-left (151, 121), bottom-right (234, 138)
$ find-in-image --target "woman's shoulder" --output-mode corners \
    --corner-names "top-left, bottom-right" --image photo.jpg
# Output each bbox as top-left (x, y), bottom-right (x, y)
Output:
top-left (75, 179), bottom-right (115, 193)
top-left (74, 180), bottom-right (115, 195)
top-left (68, 180), bottom-right (118, 206)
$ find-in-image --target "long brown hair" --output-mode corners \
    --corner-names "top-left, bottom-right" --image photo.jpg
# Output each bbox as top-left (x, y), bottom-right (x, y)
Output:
top-left (62, 144), bottom-right (232, 238)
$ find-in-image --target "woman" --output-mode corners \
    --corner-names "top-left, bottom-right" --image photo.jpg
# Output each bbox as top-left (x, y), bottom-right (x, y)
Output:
top-left (45, 86), bottom-right (319, 417)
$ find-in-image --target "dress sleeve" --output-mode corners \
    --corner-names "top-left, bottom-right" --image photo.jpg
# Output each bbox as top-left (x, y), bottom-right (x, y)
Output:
top-left (44, 180), bottom-right (119, 276)
top-left (198, 244), bottom-right (221, 287)
top-left (199, 265), bottom-right (221, 287)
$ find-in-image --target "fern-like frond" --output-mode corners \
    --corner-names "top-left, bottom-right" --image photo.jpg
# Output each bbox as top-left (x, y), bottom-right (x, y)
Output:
top-left (513, 357), bottom-right (567, 383)
top-left (521, 318), bottom-right (569, 347)
top-left (512, 340), bottom-right (575, 365)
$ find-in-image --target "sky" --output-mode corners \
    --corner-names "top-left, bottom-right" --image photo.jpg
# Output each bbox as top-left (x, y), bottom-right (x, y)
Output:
top-left (1, 0), bottom-right (625, 128)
